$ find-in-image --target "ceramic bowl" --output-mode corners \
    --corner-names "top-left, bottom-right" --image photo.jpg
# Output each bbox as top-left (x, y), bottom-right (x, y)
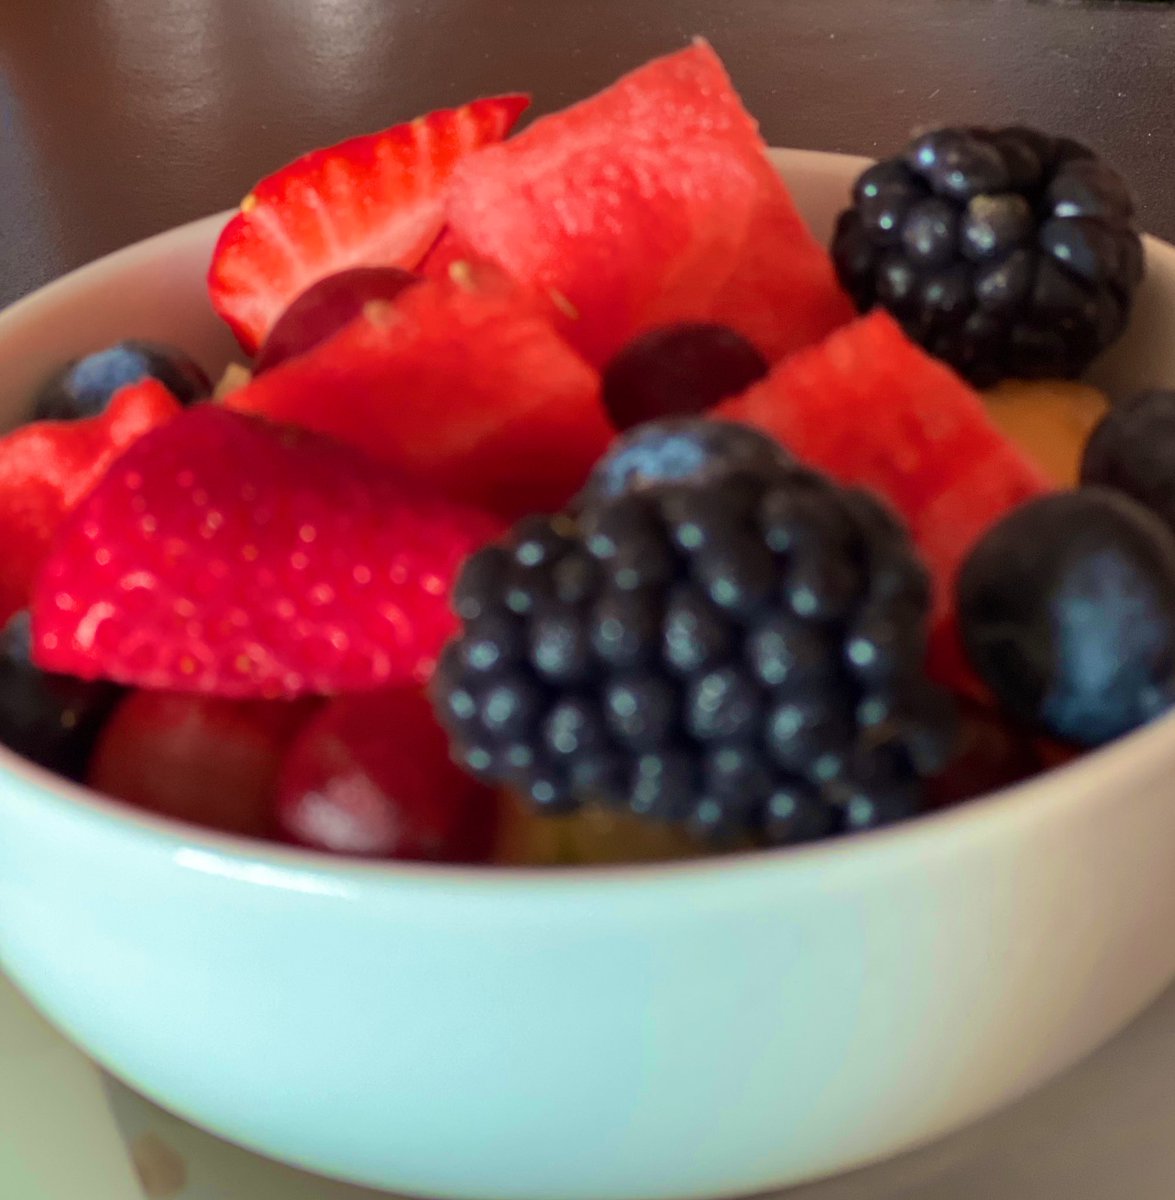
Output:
top-left (2, 150), bottom-right (1175, 1200)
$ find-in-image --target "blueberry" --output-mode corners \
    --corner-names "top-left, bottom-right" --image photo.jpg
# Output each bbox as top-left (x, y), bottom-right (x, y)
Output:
top-left (580, 418), bottom-right (792, 501)
top-left (0, 610), bottom-right (122, 779)
top-left (1081, 390), bottom-right (1175, 531)
top-left (957, 490), bottom-right (1175, 746)
top-left (33, 340), bottom-right (211, 422)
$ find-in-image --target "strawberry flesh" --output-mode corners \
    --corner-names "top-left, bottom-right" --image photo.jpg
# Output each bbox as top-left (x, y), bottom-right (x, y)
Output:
top-left (32, 407), bottom-right (504, 697)
top-left (0, 379), bottom-right (182, 625)
top-left (209, 94), bottom-right (530, 355)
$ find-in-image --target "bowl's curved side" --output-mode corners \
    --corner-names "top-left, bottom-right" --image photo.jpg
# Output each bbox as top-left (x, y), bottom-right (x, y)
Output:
top-left (5, 721), bottom-right (1175, 1200)
top-left (2, 150), bottom-right (1175, 1200)
top-left (0, 212), bottom-right (240, 430)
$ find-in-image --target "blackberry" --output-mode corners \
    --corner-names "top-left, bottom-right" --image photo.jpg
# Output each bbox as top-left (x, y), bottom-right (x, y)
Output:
top-left (431, 421), bottom-right (957, 847)
top-left (0, 610), bottom-right (122, 779)
top-left (832, 126), bottom-right (1143, 386)
top-left (957, 489), bottom-right (1175, 746)
top-left (33, 340), bottom-right (211, 422)
top-left (579, 417), bottom-right (793, 502)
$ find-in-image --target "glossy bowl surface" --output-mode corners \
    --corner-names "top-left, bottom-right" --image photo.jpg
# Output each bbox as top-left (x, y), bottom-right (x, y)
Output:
top-left (2, 149), bottom-right (1175, 1200)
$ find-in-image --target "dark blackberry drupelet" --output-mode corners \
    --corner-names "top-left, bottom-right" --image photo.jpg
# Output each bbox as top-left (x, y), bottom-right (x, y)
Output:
top-left (431, 422), bottom-right (957, 847)
top-left (579, 417), bottom-right (793, 502)
top-left (0, 610), bottom-right (123, 779)
top-left (832, 126), bottom-right (1143, 386)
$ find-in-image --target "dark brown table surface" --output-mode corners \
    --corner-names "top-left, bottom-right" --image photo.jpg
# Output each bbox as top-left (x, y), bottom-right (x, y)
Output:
top-left (1, 0), bottom-right (1172, 312)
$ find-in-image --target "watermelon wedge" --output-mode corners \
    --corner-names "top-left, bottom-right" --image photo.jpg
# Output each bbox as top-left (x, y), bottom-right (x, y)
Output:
top-left (716, 311), bottom-right (1053, 690)
top-left (225, 263), bottom-right (613, 520)
top-left (446, 40), bottom-right (851, 366)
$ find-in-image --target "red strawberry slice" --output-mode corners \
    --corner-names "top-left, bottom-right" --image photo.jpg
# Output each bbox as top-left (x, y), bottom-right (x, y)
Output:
top-left (208, 94), bottom-right (530, 355)
top-left (0, 379), bottom-right (182, 624)
top-left (225, 262), bottom-right (613, 519)
top-left (716, 311), bottom-right (1053, 692)
top-left (446, 41), bottom-right (850, 366)
top-left (32, 407), bottom-right (504, 698)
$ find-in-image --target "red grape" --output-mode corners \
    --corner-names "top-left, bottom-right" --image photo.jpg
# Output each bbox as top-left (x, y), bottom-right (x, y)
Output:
top-left (275, 689), bottom-right (500, 862)
top-left (88, 691), bottom-right (318, 837)
top-left (253, 266), bottom-right (420, 372)
top-left (601, 322), bottom-right (770, 431)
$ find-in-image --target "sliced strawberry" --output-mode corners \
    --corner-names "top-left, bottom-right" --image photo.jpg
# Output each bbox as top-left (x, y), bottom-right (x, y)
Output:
top-left (208, 94), bottom-right (530, 355)
top-left (32, 407), bottom-right (504, 697)
top-left (225, 262), bottom-right (613, 519)
top-left (0, 379), bottom-right (182, 624)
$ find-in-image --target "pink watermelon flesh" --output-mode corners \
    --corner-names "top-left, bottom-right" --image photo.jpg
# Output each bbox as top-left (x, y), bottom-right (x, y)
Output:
top-left (716, 311), bottom-right (1054, 692)
top-left (446, 40), bottom-right (851, 367)
top-left (226, 265), bottom-right (613, 520)
top-left (706, 153), bottom-right (855, 361)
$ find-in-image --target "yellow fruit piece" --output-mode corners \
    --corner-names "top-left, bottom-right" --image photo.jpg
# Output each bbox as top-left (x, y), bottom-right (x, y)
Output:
top-left (213, 362), bottom-right (253, 400)
top-left (493, 791), bottom-right (724, 866)
top-left (983, 379), bottom-right (1109, 486)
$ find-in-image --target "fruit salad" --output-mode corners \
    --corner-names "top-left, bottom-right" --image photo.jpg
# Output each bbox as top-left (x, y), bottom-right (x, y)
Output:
top-left (0, 41), bottom-right (1165, 867)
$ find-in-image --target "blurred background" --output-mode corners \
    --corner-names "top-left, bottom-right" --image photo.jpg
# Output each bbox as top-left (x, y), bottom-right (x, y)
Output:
top-left (0, 0), bottom-right (1173, 305)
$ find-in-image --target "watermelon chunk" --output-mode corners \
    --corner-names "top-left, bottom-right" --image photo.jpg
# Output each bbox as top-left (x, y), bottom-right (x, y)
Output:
top-left (225, 264), bottom-right (613, 519)
top-left (446, 40), bottom-right (851, 366)
top-left (706, 154), bottom-right (855, 362)
top-left (716, 311), bottom-right (1053, 690)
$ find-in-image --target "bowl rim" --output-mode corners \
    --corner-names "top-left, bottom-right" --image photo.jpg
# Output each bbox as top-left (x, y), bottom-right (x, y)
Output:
top-left (1, 146), bottom-right (1173, 896)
